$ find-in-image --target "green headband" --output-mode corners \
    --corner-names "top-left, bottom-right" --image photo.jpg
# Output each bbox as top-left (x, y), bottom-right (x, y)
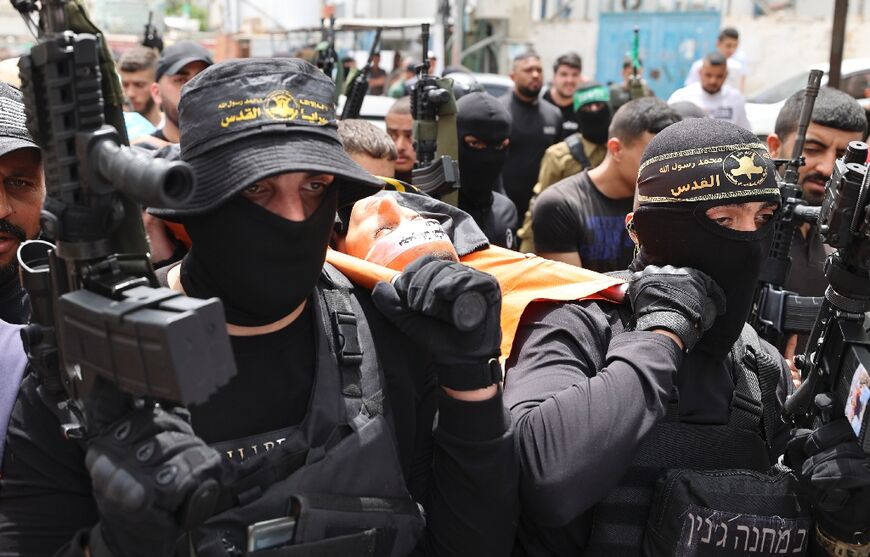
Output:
top-left (573, 86), bottom-right (610, 112)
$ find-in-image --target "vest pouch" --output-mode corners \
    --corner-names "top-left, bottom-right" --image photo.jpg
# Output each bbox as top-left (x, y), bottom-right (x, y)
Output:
top-left (247, 493), bottom-right (423, 557)
top-left (196, 414), bottom-right (424, 557)
top-left (643, 467), bottom-right (812, 557)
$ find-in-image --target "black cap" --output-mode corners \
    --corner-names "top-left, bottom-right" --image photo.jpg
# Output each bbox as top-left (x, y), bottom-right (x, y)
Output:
top-left (150, 58), bottom-right (383, 219)
top-left (155, 41), bottom-right (213, 82)
top-left (0, 82), bottom-right (38, 158)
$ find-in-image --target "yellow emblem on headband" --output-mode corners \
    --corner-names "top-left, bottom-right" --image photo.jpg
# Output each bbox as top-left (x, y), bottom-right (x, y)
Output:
top-left (723, 150), bottom-right (768, 187)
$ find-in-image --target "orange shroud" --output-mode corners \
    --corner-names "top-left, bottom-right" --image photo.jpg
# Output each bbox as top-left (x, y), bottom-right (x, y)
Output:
top-left (326, 246), bottom-right (625, 361)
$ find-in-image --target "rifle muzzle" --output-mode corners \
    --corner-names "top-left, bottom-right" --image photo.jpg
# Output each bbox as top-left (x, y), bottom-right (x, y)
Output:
top-left (92, 139), bottom-right (195, 209)
top-left (82, 126), bottom-right (194, 209)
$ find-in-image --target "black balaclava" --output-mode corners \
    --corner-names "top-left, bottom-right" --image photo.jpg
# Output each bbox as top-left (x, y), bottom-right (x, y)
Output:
top-left (630, 118), bottom-right (780, 357)
top-left (180, 186), bottom-right (338, 327)
top-left (455, 92), bottom-right (512, 211)
top-left (573, 83), bottom-right (612, 145)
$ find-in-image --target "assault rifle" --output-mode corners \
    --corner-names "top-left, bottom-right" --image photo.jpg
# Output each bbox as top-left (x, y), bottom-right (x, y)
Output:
top-left (142, 10), bottom-right (163, 52)
top-left (340, 27), bottom-right (382, 120)
top-left (315, 16), bottom-right (337, 80)
top-left (11, 0), bottom-right (235, 438)
top-left (783, 140), bottom-right (870, 453)
top-left (749, 70), bottom-right (825, 350)
top-left (628, 26), bottom-right (644, 100)
top-left (410, 23), bottom-right (460, 200)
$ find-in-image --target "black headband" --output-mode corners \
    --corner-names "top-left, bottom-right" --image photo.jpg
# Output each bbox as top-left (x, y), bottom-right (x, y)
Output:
top-left (636, 141), bottom-right (779, 205)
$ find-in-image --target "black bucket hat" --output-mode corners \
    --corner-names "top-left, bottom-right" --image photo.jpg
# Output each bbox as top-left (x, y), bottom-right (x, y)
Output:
top-left (0, 82), bottom-right (38, 158)
top-left (151, 58), bottom-right (383, 219)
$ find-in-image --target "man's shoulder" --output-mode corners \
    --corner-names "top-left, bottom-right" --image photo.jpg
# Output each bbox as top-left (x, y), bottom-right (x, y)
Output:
top-left (536, 171), bottom-right (588, 206)
top-left (492, 191), bottom-right (518, 220)
top-left (538, 98), bottom-right (563, 121)
top-left (581, 136), bottom-right (608, 166)
top-left (668, 84), bottom-right (697, 102)
top-left (720, 84), bottom-right (746, 102)
top-left (726, 57), bottom-right (745, 75)
top-left (544, 138), bottom-right (573, 159)
top-left (518, 296), bottom-right (628, 342)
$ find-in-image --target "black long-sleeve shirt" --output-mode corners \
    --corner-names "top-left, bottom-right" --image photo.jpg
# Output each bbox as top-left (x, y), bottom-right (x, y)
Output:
top-left (503, 300), bottom-right (793, 555)
top-left (0, 287), bottom-right (519, 557)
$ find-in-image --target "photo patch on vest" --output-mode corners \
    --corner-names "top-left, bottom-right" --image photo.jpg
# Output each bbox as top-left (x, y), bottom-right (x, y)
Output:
top-left (846, 363), bottom-right (870, 438)
top-left (675, 505), bottom-right (810, 556)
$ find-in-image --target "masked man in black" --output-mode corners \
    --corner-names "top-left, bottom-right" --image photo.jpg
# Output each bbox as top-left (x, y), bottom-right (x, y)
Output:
top-left (505, 118), bottom-right (870, 556)
top-left (456, 91), bottom-right (518, 249)
top-left (0, 59), bottom-right (518, 557)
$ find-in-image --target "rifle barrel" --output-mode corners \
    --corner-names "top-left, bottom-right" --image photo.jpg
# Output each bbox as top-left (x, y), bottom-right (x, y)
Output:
top-left (784, 70), bottom-right (823, 186)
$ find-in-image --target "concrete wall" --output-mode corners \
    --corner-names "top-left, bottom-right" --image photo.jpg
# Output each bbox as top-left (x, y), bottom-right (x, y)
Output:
top-left (724, 14), bottom-right (870, 94)
top-left (528, 14), bottom-right (870, 95)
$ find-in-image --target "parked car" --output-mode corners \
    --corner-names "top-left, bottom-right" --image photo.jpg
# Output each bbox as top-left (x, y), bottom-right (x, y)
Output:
top-left (745, 58), bottom-right (870, 137)
top-left (336, 94), bottom-right (397, 130)
top-left (469, 72), bottom-right (514, 98)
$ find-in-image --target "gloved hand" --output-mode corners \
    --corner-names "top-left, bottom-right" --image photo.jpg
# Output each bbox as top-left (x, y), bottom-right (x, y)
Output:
top-left (628, 265), bottom-right (725, 352)
top-left (372, 256), bottom-right (502, 391)
top-left (785, 420), bottom-right (870, 544)
top-left (85, 381), bottom-right (222, 557)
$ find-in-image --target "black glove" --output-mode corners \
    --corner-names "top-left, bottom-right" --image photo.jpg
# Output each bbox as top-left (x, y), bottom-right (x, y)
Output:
top-left (785, 420), bottom-right (870, 544)
top-left (85, 381), bottom-right (222, 557)
top-left (627, 265), bottom-right (725, 352)
top-left (371, 256), bottom-right (502, 390)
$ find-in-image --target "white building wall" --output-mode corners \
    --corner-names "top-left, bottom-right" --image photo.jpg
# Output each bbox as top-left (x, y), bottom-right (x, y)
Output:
top-left (528, 10), bottom-right (870, 94)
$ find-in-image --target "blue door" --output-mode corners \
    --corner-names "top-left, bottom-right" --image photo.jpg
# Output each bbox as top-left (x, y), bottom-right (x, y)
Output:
top-left (595, 11), bottom-right (721, 100)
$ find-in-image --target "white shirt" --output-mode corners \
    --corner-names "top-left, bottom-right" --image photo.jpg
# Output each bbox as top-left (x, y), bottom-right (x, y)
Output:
top-left (684, 57), bottom-right (745, 91)
top-left (668, 82), bottom-right (751, 130)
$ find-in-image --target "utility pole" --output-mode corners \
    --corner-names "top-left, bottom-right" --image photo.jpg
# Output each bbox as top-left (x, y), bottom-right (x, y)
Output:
top-left (828, 0), bottom-right (848, 89)
top-left (451, 0), bottom-right (465, 68)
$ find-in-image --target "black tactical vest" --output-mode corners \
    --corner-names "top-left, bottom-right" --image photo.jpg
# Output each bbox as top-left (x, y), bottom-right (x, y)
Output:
top-left (184, 264), bottom-right (425, 556)
top-left (584, 325), bottom-right (810, 557)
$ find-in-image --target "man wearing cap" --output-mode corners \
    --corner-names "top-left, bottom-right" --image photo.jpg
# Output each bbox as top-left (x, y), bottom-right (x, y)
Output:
top-left (505, 118), bottom-right (870, 556)
top-left (0, 82), bottom-right (44, 325)
top-left (516, 82), bottom-right (611, 252)
top-left (0, 58), bottom-right (518, 557)
top-left (137, 41), bottom-right (214, 267)
top-left (148, 41), bottom-right (213, 144)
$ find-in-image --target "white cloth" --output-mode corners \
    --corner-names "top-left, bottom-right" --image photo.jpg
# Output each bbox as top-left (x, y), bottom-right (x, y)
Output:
top-left (684, 57), bottom-right (745, 91)
top-left (668, 82), bottom-right (751, 130)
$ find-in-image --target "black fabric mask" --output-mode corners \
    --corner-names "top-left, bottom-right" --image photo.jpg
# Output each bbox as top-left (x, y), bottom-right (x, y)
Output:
top-left (456, 92), bottom-right (512, 210)
top-left (180, 188), bottom-right (337, 326)
top-left (578, 105), bottom-right (612, 144)
top-left (631, 203), bottom-right (773, 357)
top-left (458, 142), bottom-right (506, 209)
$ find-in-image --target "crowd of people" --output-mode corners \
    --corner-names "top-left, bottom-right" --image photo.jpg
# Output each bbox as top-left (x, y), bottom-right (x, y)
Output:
top-left (0, 18), bottom-right (868, 557)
